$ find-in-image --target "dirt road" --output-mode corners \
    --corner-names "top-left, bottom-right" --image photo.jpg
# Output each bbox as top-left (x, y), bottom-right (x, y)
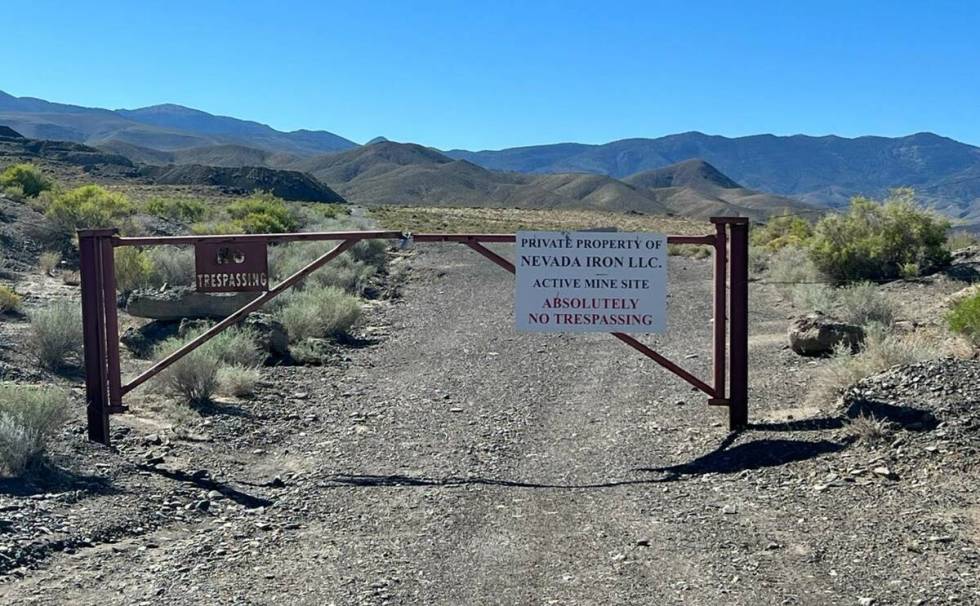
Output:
top-left (2, 245), bottom-right (977, 605)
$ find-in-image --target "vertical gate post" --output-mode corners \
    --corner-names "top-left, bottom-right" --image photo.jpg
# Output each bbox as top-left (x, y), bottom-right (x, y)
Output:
top-left (727, 219), bottom-right (750, 429)
top-left (711, 220), bottom-right (728, 402)
top-left (78, 228), bottom-right (116, 445)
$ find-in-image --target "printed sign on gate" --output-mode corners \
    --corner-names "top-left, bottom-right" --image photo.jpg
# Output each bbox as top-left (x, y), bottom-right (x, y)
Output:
top-left (515, 231), bottom-right (667, 333)
top-left (195, 241), bottom-right (269, 293)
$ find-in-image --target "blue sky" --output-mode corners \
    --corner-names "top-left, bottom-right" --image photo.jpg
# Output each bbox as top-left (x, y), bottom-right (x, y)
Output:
top-left (2, 0), bottom-right (978, 149)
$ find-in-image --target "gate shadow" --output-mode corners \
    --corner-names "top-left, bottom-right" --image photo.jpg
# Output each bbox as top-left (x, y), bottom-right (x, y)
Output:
top-left (320, 432), bottom-right (847, 491)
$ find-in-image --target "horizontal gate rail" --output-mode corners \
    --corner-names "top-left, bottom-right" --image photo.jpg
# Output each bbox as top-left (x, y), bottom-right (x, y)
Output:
top-left (79, 218), bottom-right (749, 446)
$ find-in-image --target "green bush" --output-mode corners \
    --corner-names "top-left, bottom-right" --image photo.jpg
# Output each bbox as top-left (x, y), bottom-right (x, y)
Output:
top-left (808, 189), bottom-right (950, 283)
top-left (0, 285), bottom-right (21, 313)
top-left (947, 291), bottom-right (980, 344)
top-left (226, 193), bottom-right (298, 234)
top-left (0, 163), bottom-right (53, 198)
top-left (45, 185), bottom-right (134, 238)
top-left (28, 300), bottom-right (84, 371)
top-left (276, 286), bottom-right (362, 341)
top-left (0, 384), bottom-right (69, 475)
top-left (114, 247), bottom-right (153, 292)
top-left (142, 197), bottom-right (208, 223)
top-left (751, 214), bottom-right (813, 251)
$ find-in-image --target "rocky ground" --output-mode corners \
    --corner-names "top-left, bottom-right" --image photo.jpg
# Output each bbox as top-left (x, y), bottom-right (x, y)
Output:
top-left (0, 243), bottom-right (979, 605)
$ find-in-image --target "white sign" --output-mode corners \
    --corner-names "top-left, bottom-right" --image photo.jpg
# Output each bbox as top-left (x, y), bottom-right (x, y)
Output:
top-left (515, 231), bottom-right (667, 333)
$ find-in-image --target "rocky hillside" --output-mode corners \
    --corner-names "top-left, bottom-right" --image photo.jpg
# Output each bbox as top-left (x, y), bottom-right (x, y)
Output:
top-left (0, 131), bottom-right (344, 203)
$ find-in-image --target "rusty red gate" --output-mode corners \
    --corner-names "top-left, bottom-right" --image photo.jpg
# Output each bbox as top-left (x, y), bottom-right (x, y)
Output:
top-left (78, 217), bottom-right (749, 445)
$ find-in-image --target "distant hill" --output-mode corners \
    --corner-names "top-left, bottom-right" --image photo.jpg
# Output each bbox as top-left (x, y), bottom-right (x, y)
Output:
top-left (139, 164), bottom-right (345, 203)
top-left (0, 90), bottom-right (357, 156)
top-left (0, 130), bottom-right (344, 203)
top-left (301, 141), bottom-right (811, 219)
top-left (446, 132), bottom-right (980, 220)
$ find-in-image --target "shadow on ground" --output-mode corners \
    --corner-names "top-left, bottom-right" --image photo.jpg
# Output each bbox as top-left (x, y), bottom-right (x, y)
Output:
top-left (0, 462), bottom-right (117, 497)
top-left (137, 464), bottom-right (273, 508)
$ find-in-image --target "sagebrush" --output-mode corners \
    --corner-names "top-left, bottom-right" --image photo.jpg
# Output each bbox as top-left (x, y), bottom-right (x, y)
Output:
top-left (276, 286), bottom-right (362, 341)
top-left (0, 383), bottom-right (69, 475)
top-left (29, 300), bottom-right (84, 371)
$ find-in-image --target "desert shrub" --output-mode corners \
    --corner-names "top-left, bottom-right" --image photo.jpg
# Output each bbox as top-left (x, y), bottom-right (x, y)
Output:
top-left (0, 286), bottom-right (21, 313)
top-left (145, 246), bottom-right (195, 287)
top-left (269, 242), bottom-right (376, 294)
top-left (155, 326), bottom-right (264, 404)
top-left (216, 365), bottom-right (261, 398)
top-left (0, 163), bottom-right (53, 198)
top-left (791, 284), bottom-right (836, 313)
top-left (206, 326), bottom-right (265, 367)
top-left (38, 251), bottom-right (61, 275)
top-left (29, 300), bottom-right (84, 371)
top-left (837, 282), bottom-right (895, 326)
top-left (142, 197), bottom-right (208, 223)
top-left (114, 247), bottom-right (153, 292)
top-left (845, 414), bottom-right (892, 445)
top-left (751, 214), bottom-right (813, 251)
top-left (807, 325), bottom-right (946, 406)
top-left (748, 245), bottom-right (769, 275)
top-left (45, 185), bottom-right (134, 238)
top-left (768, 246), bottom-right (823, 284)
top-left (154, 339), bottom-right (221, 405)
top-left (226, 193), bottom-right (298, 234)
top-left (808, 189), bottom-right (950, 283)
top-left (276, 286), bottom-right (361, 341)
top-left (947, 291), bottom-right (980, 344)
top-left (0, 384), bottom-right (69, 475)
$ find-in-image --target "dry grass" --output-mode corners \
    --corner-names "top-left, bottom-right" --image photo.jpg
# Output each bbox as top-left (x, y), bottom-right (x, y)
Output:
top-left (370, 206), bottom-right (710, 236)
top-left (0, 383), bottom-right (69, 475)
top-left (845, 414), bottom-right (893, 445)
top-left (29, 300), bottom-right (84, 371)
top-left (38, 251), bottom-right (61, 276)
top-left (276, 286), bottom-right (362, 341)
top-left (216, 365), bottom-right (261, 398)
top-left (807, 326), bottom-right (954, 407)
top-left (0, 285), bottom-right (21, 314)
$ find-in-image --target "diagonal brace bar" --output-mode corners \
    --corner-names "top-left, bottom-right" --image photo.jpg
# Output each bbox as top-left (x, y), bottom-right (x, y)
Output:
top-left (122, 239), bottom-right (356, 395)
top-left (466, 241), bottom-right (715, 397)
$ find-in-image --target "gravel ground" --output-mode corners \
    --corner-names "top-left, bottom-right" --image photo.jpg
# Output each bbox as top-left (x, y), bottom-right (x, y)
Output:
top-left (1, 244), bottom-right (979, 605)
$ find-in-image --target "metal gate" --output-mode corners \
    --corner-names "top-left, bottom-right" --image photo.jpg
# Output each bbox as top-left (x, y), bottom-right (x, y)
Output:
top-left (77, 217), bottom-right (749, 445)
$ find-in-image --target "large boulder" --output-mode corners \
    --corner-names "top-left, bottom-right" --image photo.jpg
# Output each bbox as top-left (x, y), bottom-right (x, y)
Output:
top-left (788, 312), bottom-right (864, 356)
top-left (126, 287), bottom-right (259, 321)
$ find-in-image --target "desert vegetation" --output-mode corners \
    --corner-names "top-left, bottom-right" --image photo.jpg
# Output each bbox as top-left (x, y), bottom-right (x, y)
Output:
top-left (947, 289), bottom-right (980, 344)
top-left (28, 300), bottom-right (84, 371)
top-left (154, 326), bottom-right (264, 405)
top-left (0, 163), bottom-right (53, 199)
top-left (0, 384), bottom-right (69, 475)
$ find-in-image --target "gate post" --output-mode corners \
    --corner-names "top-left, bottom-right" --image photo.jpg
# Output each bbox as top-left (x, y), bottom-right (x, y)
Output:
top-left (727, 219), bottom-right (750, 429)
top-left (78, 228), bottom-right (116, 445)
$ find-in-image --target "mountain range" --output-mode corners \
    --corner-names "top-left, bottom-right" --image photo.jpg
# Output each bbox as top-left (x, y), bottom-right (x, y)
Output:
top-left (1, 90), bottom-right (979, 224)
